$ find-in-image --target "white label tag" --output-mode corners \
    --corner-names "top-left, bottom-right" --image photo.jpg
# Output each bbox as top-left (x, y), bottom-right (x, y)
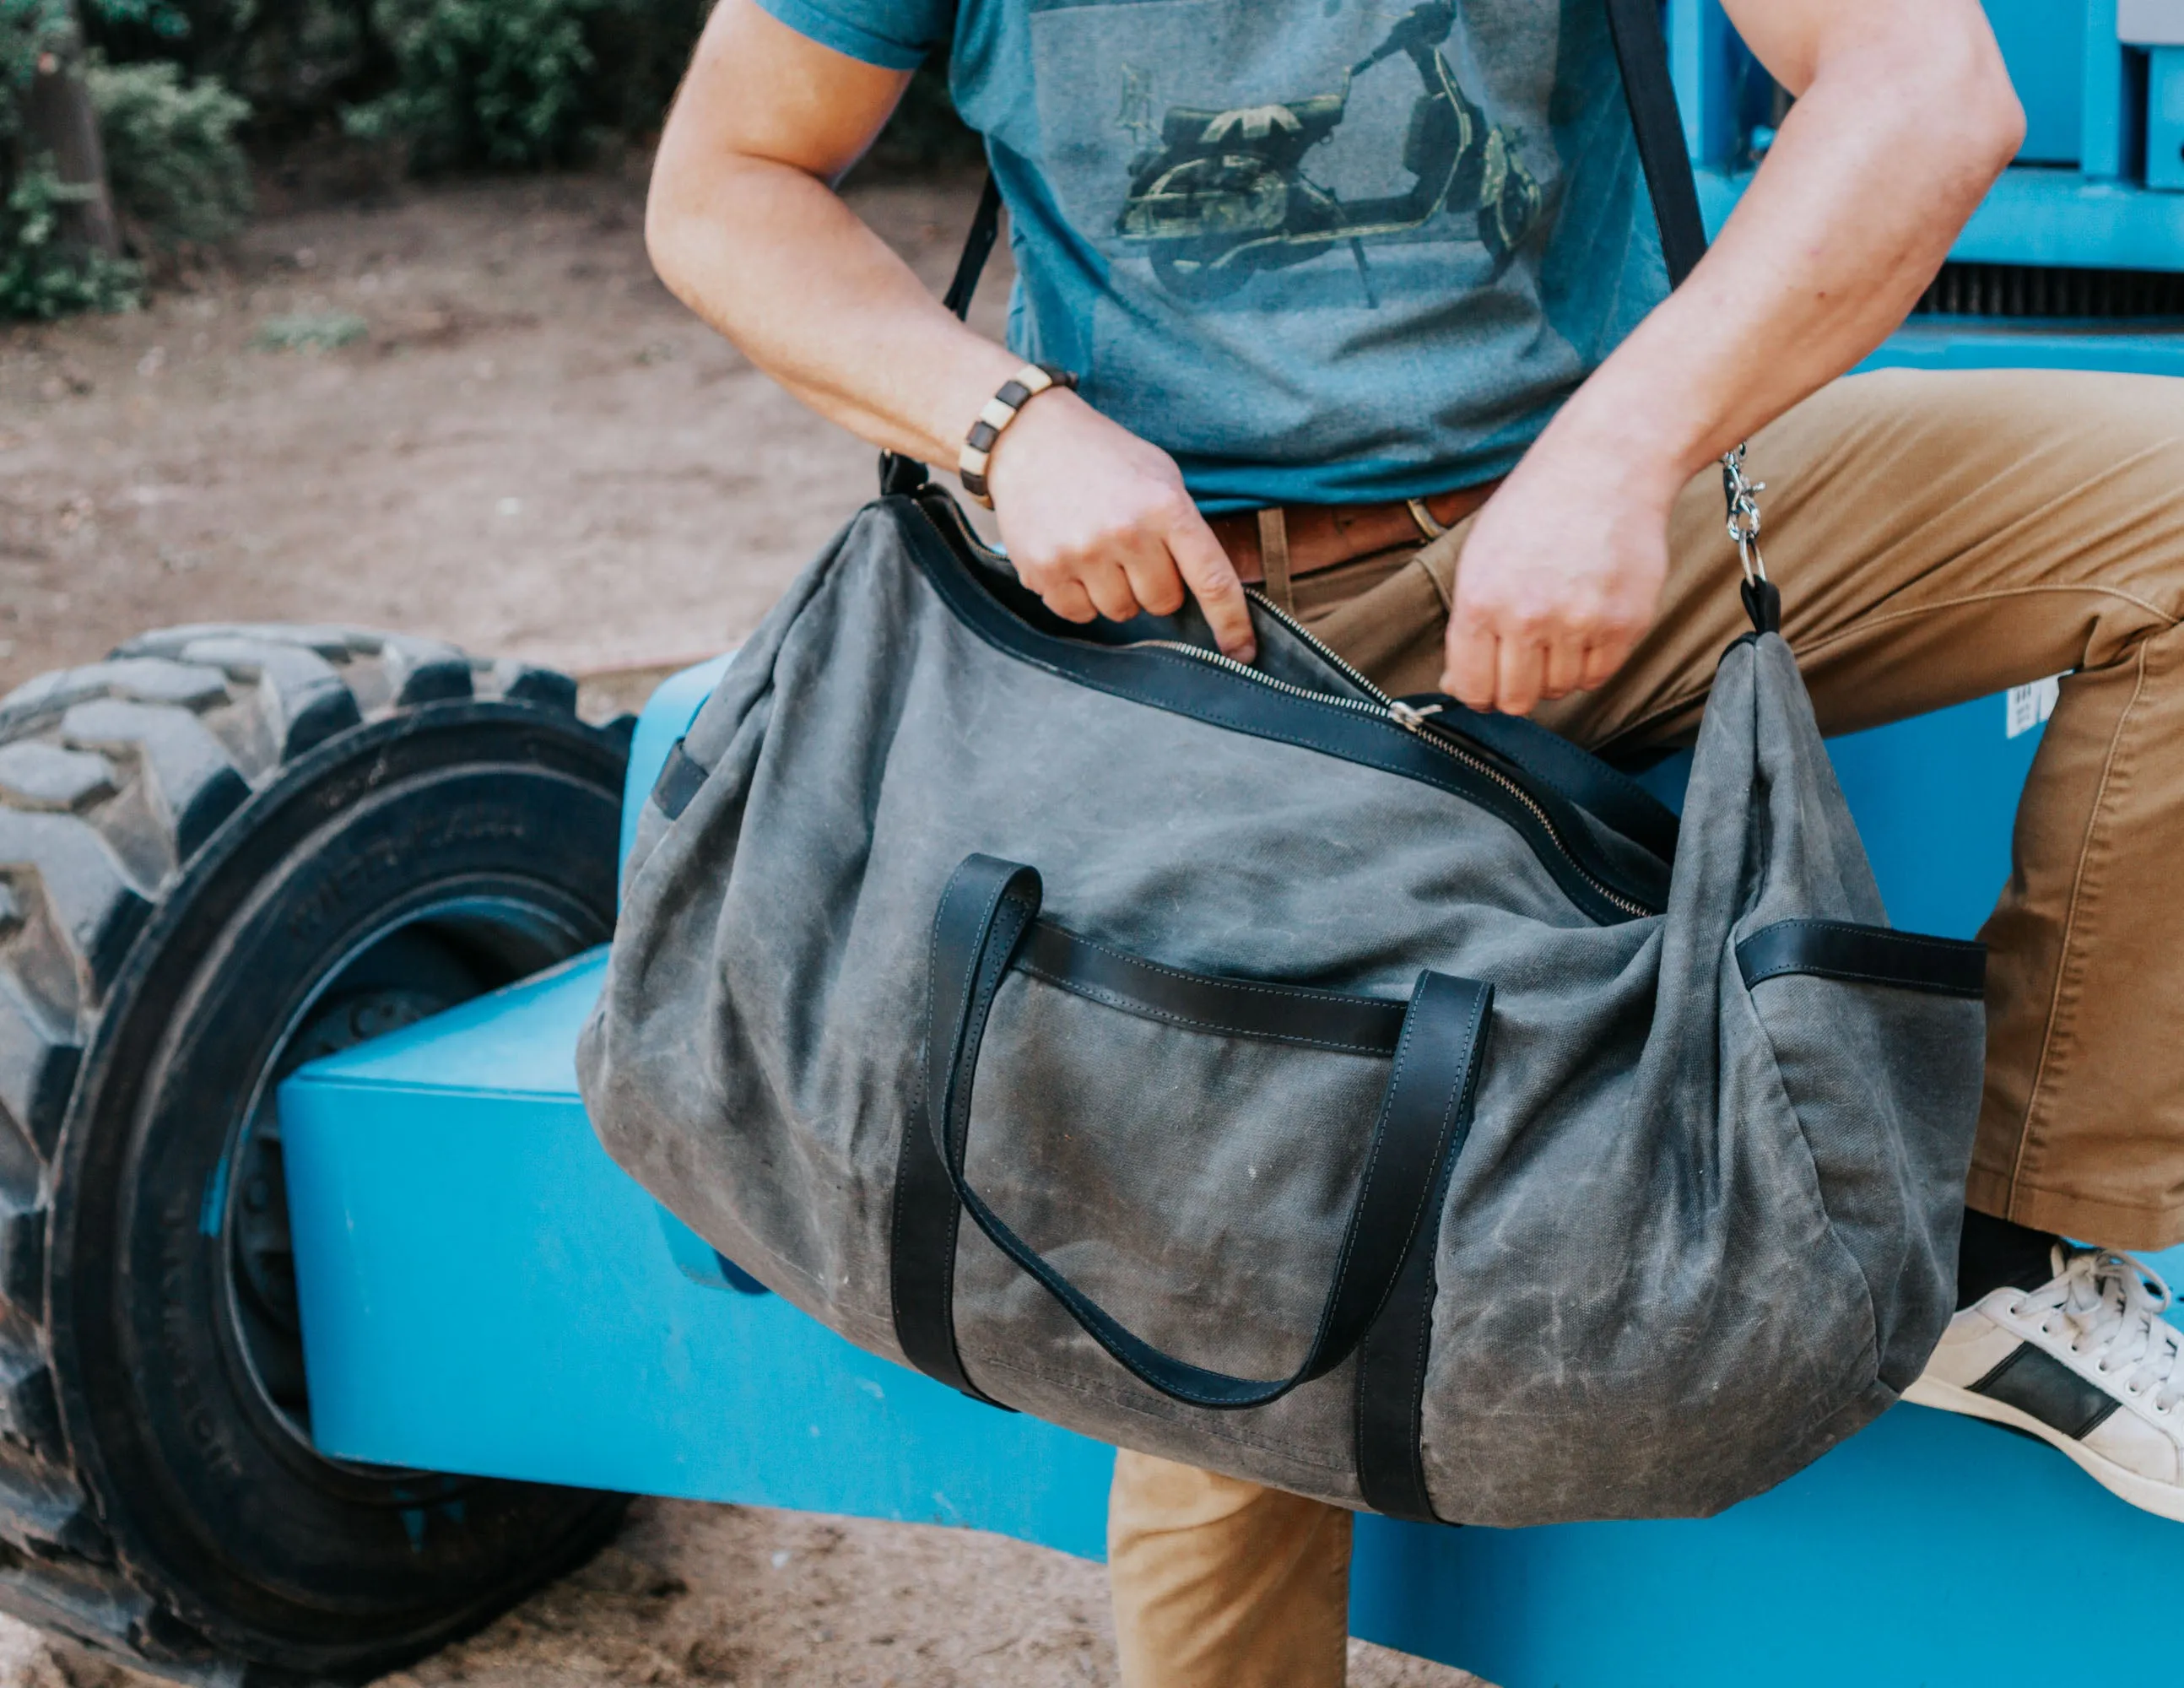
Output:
top-left (2006, 675), bottom-right (2062, 738)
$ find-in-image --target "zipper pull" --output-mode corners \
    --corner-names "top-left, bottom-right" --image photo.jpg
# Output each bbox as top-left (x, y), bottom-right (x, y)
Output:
top-left (1389, 700), bottom-right (1444, 733)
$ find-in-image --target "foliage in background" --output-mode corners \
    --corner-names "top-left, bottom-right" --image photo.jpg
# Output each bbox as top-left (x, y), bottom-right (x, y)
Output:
top-left (341, 0), bottom-right (593, 169)
top-left (4, 0), bottom-right (976, 316)
top-left (82, 0), bottom-right (708, 167)
top-left (0, 160), bottom-right (139, 314)
top-left (87, 55), bottom-right (250, 244)
top-left (4, 0), bottom-right (143, 316)
top-left (1, 0), bottom-right (67, 105)
top-left (80, 0), bottom-right (971, 172)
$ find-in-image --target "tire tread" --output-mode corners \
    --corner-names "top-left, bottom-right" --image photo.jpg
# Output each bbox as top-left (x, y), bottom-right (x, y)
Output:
top-left (0, 624), bottom-right (608, 1680)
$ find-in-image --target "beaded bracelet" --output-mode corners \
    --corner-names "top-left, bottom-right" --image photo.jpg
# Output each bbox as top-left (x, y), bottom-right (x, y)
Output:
top-left (958, 363), bottom-right (1079, 508)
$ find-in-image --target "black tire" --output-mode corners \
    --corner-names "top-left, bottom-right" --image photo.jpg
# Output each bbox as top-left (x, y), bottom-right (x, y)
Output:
top-left (0, 625), bottom-right (634, 1684)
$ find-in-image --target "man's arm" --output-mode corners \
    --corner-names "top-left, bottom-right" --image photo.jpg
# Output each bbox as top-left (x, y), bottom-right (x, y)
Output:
top-left (645, 0), bottom-right (1257, 657)
top-left (1441, 0), bottom-right (2025, 715)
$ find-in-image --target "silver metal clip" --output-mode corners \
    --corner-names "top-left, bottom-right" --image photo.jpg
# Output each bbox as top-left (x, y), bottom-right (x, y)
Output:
top-left (1720, 443), bottom-right (1767, 585)
top-left (1389, 699), bottom-right (1444, 733)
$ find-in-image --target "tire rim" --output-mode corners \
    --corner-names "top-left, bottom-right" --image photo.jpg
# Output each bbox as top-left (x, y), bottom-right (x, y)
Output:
top-left (217, 891), bottom-right (597, 1463)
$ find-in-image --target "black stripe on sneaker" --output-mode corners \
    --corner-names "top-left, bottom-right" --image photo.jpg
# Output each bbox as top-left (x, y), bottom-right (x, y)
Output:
top-left (1970, 1342), bottom-right (2122, 1440)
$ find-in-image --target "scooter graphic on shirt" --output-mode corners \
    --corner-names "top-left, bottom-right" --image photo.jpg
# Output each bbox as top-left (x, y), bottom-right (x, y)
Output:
top-left (1113, 1), bottom-right (1543, 302)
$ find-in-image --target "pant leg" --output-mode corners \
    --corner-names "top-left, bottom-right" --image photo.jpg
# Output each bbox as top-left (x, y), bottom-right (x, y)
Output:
top-left (1107, 1448), bottom-right (1351, 1688)
top-left (1300, 367), bottom-right (2184, 1249)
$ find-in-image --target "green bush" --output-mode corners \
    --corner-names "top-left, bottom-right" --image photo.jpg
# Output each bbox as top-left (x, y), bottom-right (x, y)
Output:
top-left (0, 160), bottom-right (141, 316)
top-left (0, 0), bottom-right (74, 109)
top-left (87, 57), bottom-right (251, 246)
top-left (340, 0), bottom-right (593, 170)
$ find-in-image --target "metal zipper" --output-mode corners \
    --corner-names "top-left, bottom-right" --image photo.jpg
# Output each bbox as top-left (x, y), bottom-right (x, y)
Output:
top-left (1141, 592), bottom-right (1652, 920)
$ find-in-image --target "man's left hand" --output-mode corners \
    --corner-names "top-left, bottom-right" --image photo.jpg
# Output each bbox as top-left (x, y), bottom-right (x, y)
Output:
top-left (1440, 427), bottom-right (1677, 717)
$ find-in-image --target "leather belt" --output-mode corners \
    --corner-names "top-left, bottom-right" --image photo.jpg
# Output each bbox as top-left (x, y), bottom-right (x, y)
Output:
top-left (1208, 480), bottom-right (1503, 587)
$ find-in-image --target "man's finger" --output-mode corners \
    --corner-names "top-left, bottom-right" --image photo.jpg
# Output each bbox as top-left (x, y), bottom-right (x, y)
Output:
top-left (1441, 617), bottom-right (1499, 709)
top-left (1117, 544), bottom-right (1189, 619)
top-left (1035, 576), bottom-right (1100, 624)
top-left (1542, 636), bottom-right (1586, 701)
top-left (1079, 560), bottom-right (1145, 624)
top-left (1495, 637), bottom-right (1549, 717)
top-left (1165, 511), bottom-right (1257, 663)
top-left (1579, 637), bottom-right (1627, 691)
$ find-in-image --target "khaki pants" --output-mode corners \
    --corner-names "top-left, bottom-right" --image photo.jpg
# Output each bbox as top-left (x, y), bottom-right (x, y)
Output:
top-left (1110, 367), bottom-right (2184, 1686)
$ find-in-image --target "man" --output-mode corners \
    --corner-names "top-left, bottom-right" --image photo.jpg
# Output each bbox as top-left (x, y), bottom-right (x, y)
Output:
top-left (645, 0), bottom-right (2184, 1680)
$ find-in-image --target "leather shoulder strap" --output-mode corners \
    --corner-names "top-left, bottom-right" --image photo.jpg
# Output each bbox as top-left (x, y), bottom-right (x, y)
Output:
top-left (1602, 0), bottom-right (1710, 288)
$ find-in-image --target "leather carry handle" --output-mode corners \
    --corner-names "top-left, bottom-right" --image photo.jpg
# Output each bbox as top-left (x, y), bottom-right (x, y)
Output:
top-left (877, 0), bottom-right (1711, 495)
top-left (890, 852), bottom-right (1493, 1412)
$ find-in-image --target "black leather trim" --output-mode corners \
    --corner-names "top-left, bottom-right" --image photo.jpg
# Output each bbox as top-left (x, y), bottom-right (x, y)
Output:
top-left (902, 495), bottom-right (1665, 924)
top-left (878, 174), bottom-right (1003, 498)
top-left (651, 738), bottom-right (708, 822)
top-left (1972, 1342), bottom-right (2122, 1441)
top-left (1354, 977), bottom-right (1493, 1523)
top-left (893, 855), bottom-right (1491, 1413)
top-left (886, 857), bottom-right (1030, 1411)
top-left (1741, 576), bottom-right (1782, 635)
top-left (1603, 0), bottom-right (1709, 289)
top-left (1737, 918), bottom-right (1987, 999)
top-left (1394, 697), bottom-right (1679, 863)
top-left (1016, 920), bottom-right (1406, 1056)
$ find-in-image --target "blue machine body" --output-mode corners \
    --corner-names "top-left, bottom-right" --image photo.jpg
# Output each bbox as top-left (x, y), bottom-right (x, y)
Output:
top-left (278, 11), bottom-right (2184, 1685)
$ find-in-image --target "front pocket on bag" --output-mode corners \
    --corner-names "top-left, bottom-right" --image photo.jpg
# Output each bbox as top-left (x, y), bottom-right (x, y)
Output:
top-left (953, 966), bottom-right (1395, 1385)
top-left (1738, 917), bottom-right (1987, 1393)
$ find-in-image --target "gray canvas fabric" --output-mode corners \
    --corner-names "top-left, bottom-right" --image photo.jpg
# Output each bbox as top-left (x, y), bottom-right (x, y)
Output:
top-left (577, 492), bottom-right (1984, 1525)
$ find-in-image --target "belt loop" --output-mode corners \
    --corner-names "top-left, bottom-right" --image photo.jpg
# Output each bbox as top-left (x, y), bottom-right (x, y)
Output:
top-left (1256, 506), bottom-right (1294, 614)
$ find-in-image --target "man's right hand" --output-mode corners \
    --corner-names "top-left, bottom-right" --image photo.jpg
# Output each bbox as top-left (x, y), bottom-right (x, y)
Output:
top-left (982, 390), bottom-right (1257, 664)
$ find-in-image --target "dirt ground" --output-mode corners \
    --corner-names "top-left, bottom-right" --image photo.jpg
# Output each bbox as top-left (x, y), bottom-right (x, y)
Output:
top-left (0, 159), bottom-right (997, 699)
top-left (0, 1496), bottom-right (1473, 1686)
top-left (0, 166), bottom-right (1479, 1686)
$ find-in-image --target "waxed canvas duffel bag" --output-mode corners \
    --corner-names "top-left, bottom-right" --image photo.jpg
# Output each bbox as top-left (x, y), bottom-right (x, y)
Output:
top-left (576, 474), bottom-right (1987, 1523)
top-left (574, 0), bottom-right (1989, 1525)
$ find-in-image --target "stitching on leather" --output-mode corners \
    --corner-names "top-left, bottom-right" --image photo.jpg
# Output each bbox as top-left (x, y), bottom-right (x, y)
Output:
top-left (1319, 989), bottom-right (1419, 1350)
top-left (1401, 982), bottom-right (1484, 1523)
top-left (939, 876), bottom-right (1040, 1406)
top-left (1016, 960), bottom-right (1396, 1054)
top-left (1746, 960), bottom-right (1983, 995)
top-left (1754, 917), bottom-right (1981, 955)
top-left (892, 858), bottom-right (979, 1390)
top-left (1051, 925), bottom-right (1408, 1009)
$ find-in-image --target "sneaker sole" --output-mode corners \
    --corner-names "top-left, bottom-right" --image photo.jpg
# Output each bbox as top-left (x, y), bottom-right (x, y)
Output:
top-left (1902, 1375), bottom-right (2184, 1523)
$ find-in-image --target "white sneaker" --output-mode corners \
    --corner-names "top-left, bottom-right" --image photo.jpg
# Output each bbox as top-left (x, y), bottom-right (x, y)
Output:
top-left (1905, 1246), bottom-right (2184, 1520)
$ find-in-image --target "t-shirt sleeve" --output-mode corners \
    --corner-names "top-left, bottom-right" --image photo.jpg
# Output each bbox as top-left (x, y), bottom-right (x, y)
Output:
top-left (752, 0), bottom-right (949, 70)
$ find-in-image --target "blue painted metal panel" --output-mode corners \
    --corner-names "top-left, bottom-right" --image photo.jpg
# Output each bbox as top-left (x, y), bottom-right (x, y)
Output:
top-left (1988, 0), bottom-right (2089, 163)
top-left (2151, 44), bottom-right (2184, 188)
top-left (1701, 161), bottom-right (2184, 273)
top-left (1665, 0), bottom-right (1743, 168)
top-left (282, 987), bottom-right (1114, 1558)
top-left (2083, 0), bottom-right (2129, 177)
top-left (1858, 317), bottom-right (2184, 376)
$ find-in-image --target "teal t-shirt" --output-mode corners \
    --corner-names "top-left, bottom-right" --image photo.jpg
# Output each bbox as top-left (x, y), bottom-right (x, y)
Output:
top-left (760, 0), bottom-right (1668, 508)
